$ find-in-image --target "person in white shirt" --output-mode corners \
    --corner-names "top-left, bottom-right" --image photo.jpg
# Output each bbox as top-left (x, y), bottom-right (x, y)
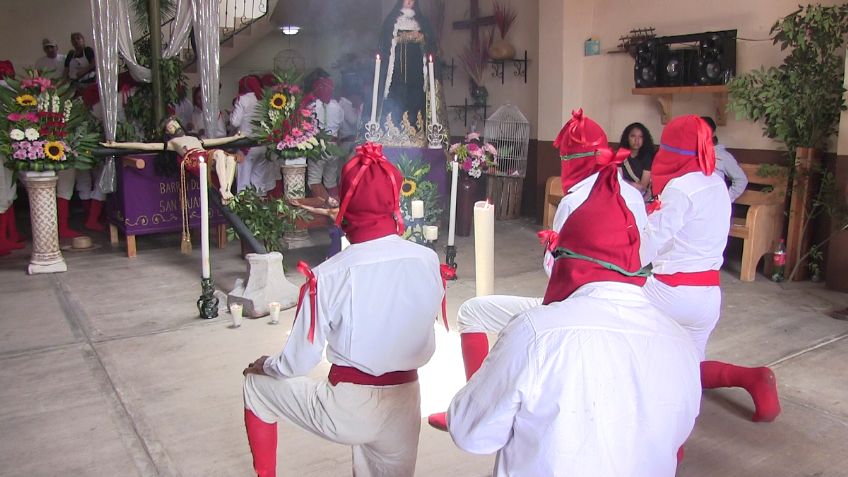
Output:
top-left (230, 75), bottom-right (276, 194)
top-left (189, 86), bottom-right (227, 139)
top-left (337, 81), bottom-right (364, 162)
top-left (644, 115), bottom-right (780, 423)
top-left (34, 38), bottom-right (66, 76)
top-left (428, 109), bottom-right (648, 431)
top-left (448, 162), bottom-right (701, 477)
top-left (700, 116), bottom-right (748, 202)
top-left (306, 75), bottom-right (343, 203)
top-left (63, 32), bottom-right (96, 88)
top-left (242, 142), bottom-right (446, 477)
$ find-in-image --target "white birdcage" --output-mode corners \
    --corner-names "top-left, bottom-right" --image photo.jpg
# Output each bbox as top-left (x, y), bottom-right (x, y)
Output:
top-left (484, 103), bottom-right (530, 178)
top-left (483, 104), bottom-right (530, 219)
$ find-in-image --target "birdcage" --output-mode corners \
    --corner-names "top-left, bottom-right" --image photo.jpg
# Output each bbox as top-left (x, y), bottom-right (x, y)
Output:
top-left (483, 103), bottom-right (530, 219)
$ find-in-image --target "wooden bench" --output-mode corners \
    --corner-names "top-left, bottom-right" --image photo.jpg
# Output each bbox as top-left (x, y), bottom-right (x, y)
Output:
top-left (728, 163), bottom-right (789, 282)
top-left (543, 176), bottom-right (564, 229)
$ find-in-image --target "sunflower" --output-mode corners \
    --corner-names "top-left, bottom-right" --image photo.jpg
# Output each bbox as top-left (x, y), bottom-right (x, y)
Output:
top-left (16, 94), bottom-right (37, 107)
top-left (44, 141), bottom-right (65, 161)
top-left (269, 93), bottom-right (287, 110)
top-left (400, 178), bottom-right (417, 197)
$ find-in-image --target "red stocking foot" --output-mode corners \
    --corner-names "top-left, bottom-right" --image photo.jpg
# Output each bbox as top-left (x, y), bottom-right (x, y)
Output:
top-left (749, 367), bottom-right (781, 422)
top-left (427, 412), bottom-right (448, 432)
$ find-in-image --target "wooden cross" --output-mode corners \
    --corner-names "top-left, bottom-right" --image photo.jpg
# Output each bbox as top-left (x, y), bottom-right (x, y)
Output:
top-left (452, 0), bottom-right (496, 49)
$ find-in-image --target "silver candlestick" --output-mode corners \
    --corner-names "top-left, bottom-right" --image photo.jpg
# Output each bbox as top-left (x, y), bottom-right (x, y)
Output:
top-left (364, 120), bottom-right (382, 142)
top-left (427, 123), bottom-right (445, 149)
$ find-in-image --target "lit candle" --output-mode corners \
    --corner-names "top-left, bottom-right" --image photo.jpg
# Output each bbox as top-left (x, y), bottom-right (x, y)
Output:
top-left (370, 53), bottom-right (381, 123)
top-left (428, 54), bottom-right (437, 125)
top-left (199, 156), bottom-right (210, 279)
top-left (447, 158), bottom-right (458, 246)
top-left (473, 200), bottom-right (495, 296)
top-left (424, 225), bottom-right (439, 241)
top-left (411, 200), bottom-right (425, 219)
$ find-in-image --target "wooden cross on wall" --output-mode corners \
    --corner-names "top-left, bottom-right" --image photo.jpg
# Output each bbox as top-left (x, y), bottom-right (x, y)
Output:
top-left (452, 0), bottom-right (496, 49)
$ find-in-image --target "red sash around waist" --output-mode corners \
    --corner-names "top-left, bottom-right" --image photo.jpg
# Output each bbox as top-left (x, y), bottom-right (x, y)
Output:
top-left (653, 270), bottom-right (720, 287)
top-left (328, 365), bottom-right (418, 387)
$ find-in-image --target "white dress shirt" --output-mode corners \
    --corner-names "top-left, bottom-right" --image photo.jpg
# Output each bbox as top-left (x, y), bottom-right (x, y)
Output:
top-left (713, 144), bottom-right (749, 202)
top-left (448, 282), bottom-right (701, 477)
top-left (544, 171), bottom-right (648, 276)
top-left (229, 93), bottom-right (259, 136)
top-left (34, 54), bottom-right (65, 75)
top-left (313, 99), bottom-right (343, 137)
top-left (264, 234), bottom-right (444, 378)
top-left (338, 97), bottom-right (363, 140)
top-left (642, 171), bottom-right (731, 275)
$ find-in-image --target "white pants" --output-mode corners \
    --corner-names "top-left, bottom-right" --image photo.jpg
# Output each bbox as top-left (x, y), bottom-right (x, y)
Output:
top-left (0, 165), bottom-right (16, 213)
top-left (643, 276), bottom-right (721, 360)
top-left (244, 374), bottom-right (421, 477)
top-left (237, 146), bottom-right (278, 194)
top-left (457, 295), bottom-right (543, 334)
top-left (69, 167), bottom-right (106, 201)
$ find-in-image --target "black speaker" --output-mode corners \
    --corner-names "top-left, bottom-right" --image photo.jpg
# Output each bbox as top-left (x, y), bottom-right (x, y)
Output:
top-left (634, 39), bottom-right (662, 88)
top-left (697, 30), bottom-right (737, 85)
top-left (660, 48), bottom-right (698, 86)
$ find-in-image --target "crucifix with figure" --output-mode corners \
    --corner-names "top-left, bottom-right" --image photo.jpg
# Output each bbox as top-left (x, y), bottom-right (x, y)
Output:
top-left (453, 0), bottom-right (496, 49)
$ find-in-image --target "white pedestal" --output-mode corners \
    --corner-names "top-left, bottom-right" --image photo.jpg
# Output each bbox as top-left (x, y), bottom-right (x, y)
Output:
top-left (281, 162), bottom-right (319, 250)
top-left (20, 171), bottom-right (67, 274)
top-left (227, 252), bottom-right (300, 318)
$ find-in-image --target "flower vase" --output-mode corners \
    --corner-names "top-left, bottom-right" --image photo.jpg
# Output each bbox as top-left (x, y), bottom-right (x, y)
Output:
top-left (455, 174), bottom-right (484, 237)
top-left (489, 39), bottom-right (516, 60)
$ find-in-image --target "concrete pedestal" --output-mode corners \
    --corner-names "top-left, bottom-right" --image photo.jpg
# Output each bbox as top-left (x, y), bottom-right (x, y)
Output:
top-left (281, 161), bottom-right (319, 250)
top-left (227, 252), bottom-right (299, 318)
top-left (20, 171), bottom-right (67, 274)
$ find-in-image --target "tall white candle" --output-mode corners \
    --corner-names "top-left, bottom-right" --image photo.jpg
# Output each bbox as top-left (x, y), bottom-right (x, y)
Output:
top-left (199, 157), bottom-right (210, 279)
top-left (411, 200), bottom-right (425, 219)
top-left (428, 54), bottom-right (437, 125)
top-left (473, 200), bottom-right (495, 296)
top-left (370, 53), bottom-right (381, 123)
top-left (447, 158), bottom-right (458, 246)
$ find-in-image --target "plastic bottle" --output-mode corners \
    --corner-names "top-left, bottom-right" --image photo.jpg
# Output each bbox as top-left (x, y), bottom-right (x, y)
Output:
top-left (772, 239), bottom-right (786, 282)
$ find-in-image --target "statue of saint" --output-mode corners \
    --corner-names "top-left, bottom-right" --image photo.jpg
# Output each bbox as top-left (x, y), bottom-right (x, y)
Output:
top-left (378, 0), bottom-right (435, 129)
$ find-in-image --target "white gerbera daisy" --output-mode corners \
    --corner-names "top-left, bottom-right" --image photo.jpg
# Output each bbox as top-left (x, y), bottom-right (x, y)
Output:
top-left (24, 128), bottom-right (39, 140)
top-left (10, 129), bottom-right (25, 141)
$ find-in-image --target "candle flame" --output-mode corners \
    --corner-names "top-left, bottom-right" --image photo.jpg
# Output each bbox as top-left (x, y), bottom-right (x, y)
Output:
top-left (376, 53), bottom-right (381, 60)
top-left (429, 54), bottom-right (433, 62)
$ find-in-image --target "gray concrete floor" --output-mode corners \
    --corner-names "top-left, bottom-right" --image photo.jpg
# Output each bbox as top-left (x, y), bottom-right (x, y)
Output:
top-left (1, 219), bottom-right (847, 476)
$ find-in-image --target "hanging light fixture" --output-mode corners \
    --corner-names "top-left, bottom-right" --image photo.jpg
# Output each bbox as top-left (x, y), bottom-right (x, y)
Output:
top-left (280, 25), bottom-right (301, 36)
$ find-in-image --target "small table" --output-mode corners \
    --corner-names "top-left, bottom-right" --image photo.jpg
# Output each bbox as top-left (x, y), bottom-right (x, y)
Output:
top-left (106, 154), bottom-right (227, 258)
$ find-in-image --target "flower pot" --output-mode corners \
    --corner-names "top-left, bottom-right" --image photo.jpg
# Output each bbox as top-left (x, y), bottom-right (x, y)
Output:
top-left (489, 39), bottom-right (516, 61)
top-left (455, 175), bottom-right (484, 237)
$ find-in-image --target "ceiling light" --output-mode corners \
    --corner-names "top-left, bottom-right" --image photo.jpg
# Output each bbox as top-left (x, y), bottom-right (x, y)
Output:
top-left (280, 25), bottom-right (301, 35)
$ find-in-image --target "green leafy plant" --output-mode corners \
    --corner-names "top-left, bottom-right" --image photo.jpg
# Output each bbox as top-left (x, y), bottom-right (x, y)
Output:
top-left (396, 154), bottom-right (442, 228)
top-left (808, 243), bottom-right (824, 280)
top-left (225, 187), bottom-right (311, 254)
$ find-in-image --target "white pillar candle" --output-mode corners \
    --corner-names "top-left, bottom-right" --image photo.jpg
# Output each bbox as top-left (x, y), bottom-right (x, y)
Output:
top-left (268, 302), bottom-right (281, 324)
top-left (473, 200), bottom-right (495, 297)
top-left (447, 158), bottom-right (458, 246)
top-left (230, 303), bottom-right (244, 328)
top-left (424, 225), bottom-right (439, 241)
top-left (411, 200), bottom-right (425, 219)
top-left (428, 54), bottom-right (438, 125)
top-left (199, 157), bottom-right (211, 279)
top-left (370, 53), bottom-right (381, 123)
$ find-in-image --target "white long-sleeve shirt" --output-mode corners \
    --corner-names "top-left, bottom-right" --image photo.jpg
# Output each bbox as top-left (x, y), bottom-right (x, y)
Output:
top-left (448, 282), bottom-right (701, 477)
top-left (313, 99), bottom-right (343, 137)
top-left (713, 144), bottom-right (749, 202)
top-left (263, 234), bottom-right (444, 378)
top-left (229, 93), bottom-right (259, 136)
top-left (641, 171), bottom-right (731, 274)
top-left (543, 171), bottom-right (648, 276)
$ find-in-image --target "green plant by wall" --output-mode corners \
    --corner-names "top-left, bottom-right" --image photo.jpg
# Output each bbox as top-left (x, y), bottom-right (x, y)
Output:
top-left (225, 187), bottom-right (311, 254)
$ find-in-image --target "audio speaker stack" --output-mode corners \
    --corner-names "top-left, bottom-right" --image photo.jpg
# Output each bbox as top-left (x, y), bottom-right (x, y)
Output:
top-left (634, 30), bottom-right (736, 88)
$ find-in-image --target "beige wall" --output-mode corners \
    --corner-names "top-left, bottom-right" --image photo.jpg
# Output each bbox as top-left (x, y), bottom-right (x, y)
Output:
top-left (544, 0), bottom-right (843, 149)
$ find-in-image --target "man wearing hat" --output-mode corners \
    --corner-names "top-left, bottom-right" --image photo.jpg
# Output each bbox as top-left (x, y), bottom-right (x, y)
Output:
top-left (643, 115), bottom-right (780, 423)
top-left (241, 142), bottom-right (446, 477)
top-left (428, 109), bottom-right (648, 431)
top-left (34, 39), bottom-right (65, 76)
top-left (447, 161), bottom-right (701, 477)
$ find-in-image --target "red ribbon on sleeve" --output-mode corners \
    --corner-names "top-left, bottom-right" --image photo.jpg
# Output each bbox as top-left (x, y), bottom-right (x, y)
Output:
top-left (295, 261), bottom-right (318, 343)
top-left (537, 230), bottom-right (559, 252)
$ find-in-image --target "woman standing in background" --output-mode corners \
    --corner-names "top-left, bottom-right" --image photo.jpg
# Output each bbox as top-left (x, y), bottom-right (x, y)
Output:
top-left (618, 122), bottom-right (656, 197)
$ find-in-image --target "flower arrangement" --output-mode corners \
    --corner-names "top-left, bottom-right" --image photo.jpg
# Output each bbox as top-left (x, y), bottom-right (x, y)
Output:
top-left (493, 1), bottom-right (518, 39)
top-left (0, 69), bottom-right (99, 172)
top-left (459, 34), bottom-right (494, 88)
top-left (252, 72), bottom-right (339, 161)
top-left (449, 132), bottom-right (498, 178)
top-left (396, 154), bottom-right (442, 229)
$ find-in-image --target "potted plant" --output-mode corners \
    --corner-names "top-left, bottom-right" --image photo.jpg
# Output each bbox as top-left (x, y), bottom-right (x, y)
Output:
top-left (225, 187), bottom-right (310, 254)
top-left (728, 4), bottom-right (848, 281)
top-left (490, 1), bottom-right (517, 60)
top-left (460, 33), bottom-right (494, 106)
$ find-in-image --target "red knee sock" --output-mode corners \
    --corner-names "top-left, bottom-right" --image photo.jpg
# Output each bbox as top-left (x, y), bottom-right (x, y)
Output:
top-left (461, 332), bottom-right (490, 381)
top-left (700, 360), bottom-right (781, 422)
top-left (244, 409), bottom-right (277, 477)
top-left (267, 180), bottom-right (284, 199)
top-left (57, 198), bottom-right (82, 239)
top-left (84, 199), bottom-right (105, 232)
top-left (4, 209), bottom-right (24, 246)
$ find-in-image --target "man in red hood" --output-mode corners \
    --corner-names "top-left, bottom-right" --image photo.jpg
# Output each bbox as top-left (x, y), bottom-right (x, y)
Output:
top-left (242, 142), bottom-right (445, 477)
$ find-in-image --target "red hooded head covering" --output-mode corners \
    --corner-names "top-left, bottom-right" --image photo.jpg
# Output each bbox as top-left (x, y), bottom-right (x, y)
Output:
top-left (260, 73), bottom-right (277, 87)
top-left (237, 75), bottom-right (263, 100)
top-left (310, 77), bottom-right (334, 104)
top-left (0, 60), bottom-right (15, 80)
top-left (542, 161), bottom-right (648, 304)
top-left (553, 109), bottom-right (609, 194)
top-left (80, 83), bottom-right (100, 108)
top-left (335, 142), bottom-right (404, 243)
top-left (651, 115), bottom-right (715, 199)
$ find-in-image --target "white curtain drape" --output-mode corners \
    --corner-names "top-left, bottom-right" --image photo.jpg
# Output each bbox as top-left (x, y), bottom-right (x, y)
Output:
top-left (190, 0), bottom-right (221, 137)
top-left (115, 0), bottom-right (193, 83)
top-left (90, 0), bottom-right (119, 142)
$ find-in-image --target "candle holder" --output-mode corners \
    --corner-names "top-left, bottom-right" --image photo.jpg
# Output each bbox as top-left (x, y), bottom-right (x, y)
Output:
top-left (445, 245), bottom-right (457, 276)
top-left (406, 217), bottom-right (426, 244)
top-left (197, 277), bottom-right (219, 319)
top-left (427, 123), bottom-right (445, 149)
top-left (364, 120), bottom-right (382, 142)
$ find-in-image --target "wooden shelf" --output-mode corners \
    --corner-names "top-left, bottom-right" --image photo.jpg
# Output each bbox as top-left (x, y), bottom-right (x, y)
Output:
top-left (631, 85), bottom-right (729, 125)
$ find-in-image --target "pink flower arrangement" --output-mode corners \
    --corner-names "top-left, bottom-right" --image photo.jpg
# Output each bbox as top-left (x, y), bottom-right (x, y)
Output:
top-left (8, 112), bottom-right (39, 123)
top-left (449, 132), bottom-right (498, 179)
top-left (21, 77), bottom-right (52, 93)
